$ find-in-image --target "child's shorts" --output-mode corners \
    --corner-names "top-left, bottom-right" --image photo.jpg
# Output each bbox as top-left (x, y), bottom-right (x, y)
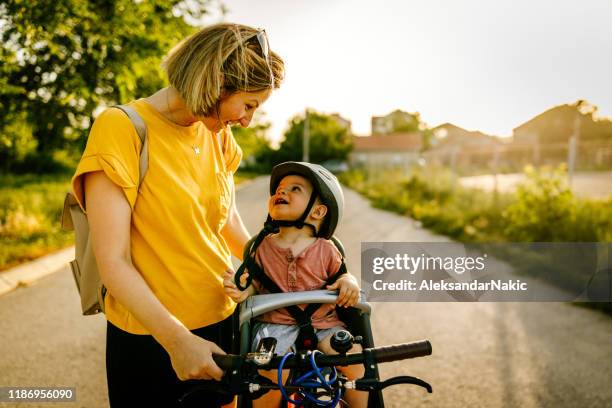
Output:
top-left (251, 321), bottom-right (346, 355)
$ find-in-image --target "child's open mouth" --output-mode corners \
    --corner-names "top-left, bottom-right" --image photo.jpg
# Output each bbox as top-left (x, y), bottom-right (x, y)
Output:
top-left (274, 198), bottom-right (288, 205)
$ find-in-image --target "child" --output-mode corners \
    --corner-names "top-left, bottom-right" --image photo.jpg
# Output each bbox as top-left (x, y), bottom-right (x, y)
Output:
top-left (223, 161), bottom-right (368, 408)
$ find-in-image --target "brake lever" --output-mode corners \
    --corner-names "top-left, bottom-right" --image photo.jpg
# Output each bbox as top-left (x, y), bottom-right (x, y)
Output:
top-left (350, 375), bottom-right (433, 393)
top-left (179, 356), bottom-right (278, 405)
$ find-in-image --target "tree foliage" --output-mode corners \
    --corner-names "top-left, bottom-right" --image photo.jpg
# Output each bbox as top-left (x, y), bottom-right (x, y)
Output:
top-left (231, 111), bottom-right (274, 171)
top-left (271, 111), bottom-right (352, 166)
top-left (387, 109), bottom-right (422, 133)
top-left (0, 0), bottom-right (216, 172)
top-left (373, 109), bottom-right (423, 134)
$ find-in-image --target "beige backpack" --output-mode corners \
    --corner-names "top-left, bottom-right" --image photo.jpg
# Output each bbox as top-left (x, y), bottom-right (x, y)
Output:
top-left (61, 105), bottom-right (148, 315)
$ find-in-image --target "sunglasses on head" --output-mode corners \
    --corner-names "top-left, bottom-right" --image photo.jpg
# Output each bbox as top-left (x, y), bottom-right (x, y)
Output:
top-left (256, 29), bottom-right (275, 89)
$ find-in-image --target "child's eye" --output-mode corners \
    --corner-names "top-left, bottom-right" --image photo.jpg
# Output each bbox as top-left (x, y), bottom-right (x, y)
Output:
top-left (292, 186), bottom-right (301, 192)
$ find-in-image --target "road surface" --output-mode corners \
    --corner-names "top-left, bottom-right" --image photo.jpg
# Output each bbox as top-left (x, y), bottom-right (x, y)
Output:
top-left (1, 176), bottom-right (611, 407)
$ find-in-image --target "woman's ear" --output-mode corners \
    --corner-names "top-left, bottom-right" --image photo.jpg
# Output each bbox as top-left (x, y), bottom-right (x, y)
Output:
top-left (311, 204), bottom-right (328, 220)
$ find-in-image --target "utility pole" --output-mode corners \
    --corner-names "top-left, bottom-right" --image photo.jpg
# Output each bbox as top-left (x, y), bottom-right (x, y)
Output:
top-left (568, 114), bottom-right (580, 188)
top-left (303, 108), bottom-right (310, 162)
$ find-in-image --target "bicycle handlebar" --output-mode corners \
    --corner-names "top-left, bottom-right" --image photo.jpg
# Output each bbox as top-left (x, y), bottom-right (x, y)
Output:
top-left (212, 339), bottom-right (432, 370)
top-left (179, 340), bottom-right (433, 403)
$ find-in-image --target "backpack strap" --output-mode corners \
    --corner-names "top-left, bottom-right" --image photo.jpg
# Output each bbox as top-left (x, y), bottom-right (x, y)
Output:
top-left (113, 104), bottom-right (148, 187)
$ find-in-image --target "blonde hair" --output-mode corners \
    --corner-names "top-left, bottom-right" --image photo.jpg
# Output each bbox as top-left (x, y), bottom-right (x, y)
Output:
top-left (162, 23), bottom-right (284, 116)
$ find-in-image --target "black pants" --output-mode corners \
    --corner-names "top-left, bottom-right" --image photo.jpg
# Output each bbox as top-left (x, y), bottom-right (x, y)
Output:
top-left (106, 316), bottom-right (234, 408)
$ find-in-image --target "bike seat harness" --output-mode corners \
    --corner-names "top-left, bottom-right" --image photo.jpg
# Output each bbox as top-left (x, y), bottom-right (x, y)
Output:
top-left (234, 220), bottom-right (348, 351)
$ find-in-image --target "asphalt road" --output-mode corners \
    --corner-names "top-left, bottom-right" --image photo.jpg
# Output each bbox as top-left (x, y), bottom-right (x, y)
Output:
top-left (1, 176), bottom-right (611, 407)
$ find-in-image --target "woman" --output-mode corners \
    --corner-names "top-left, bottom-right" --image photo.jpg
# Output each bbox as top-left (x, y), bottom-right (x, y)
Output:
top-left (71, 23), bottom-right (283, 407)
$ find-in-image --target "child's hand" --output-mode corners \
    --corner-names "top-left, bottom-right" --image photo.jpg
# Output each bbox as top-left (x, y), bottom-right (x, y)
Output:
top-left (223, 269), bottom-right (251, 303)
top-left (326, 274), bottom-right (360, 308)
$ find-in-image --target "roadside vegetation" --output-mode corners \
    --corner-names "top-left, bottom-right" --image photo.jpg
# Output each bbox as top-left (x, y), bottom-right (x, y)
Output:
top-left (339, 165), bottom-right (612, 313)
top-left (0, 173), bottom-right (73, 271)
top-left (339, 165), bottom-right (611, 242)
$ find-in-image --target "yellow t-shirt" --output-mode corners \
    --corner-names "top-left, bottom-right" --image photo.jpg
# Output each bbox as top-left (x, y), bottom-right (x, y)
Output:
top-left (72, 99), bottom-right (242, 334)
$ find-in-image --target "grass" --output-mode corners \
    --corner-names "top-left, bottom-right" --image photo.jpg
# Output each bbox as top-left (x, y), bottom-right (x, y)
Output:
top-left (0, 173), bottom-right (74, 271)
top-left (0, 169), bottom-right (259, 271)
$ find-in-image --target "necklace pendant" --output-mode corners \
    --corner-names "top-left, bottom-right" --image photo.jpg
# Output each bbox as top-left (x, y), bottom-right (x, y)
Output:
top-left (193, 146), bottom-right (200, 155)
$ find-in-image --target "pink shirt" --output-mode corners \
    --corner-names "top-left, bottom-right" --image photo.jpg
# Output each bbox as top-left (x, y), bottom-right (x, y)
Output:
top-left (253, 236), bottom-right (345, 329)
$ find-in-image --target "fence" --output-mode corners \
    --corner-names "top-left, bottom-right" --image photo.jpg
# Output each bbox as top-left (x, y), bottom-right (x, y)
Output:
top-left (423, 140), bottom-right (612, 174)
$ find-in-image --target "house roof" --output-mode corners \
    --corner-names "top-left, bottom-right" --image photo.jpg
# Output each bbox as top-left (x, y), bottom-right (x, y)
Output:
top-left (432, 122), bottom-right (467, 132)
top-left (352, 133), bottom-right (422, 152)
top-left (428, 122), bottom-right (501, 152)
top-left (512, 104), bottom-right (576, 133)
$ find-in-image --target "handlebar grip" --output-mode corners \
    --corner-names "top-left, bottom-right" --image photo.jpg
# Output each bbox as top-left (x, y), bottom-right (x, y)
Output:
top-left (373, 340), bottom-right (432, 364)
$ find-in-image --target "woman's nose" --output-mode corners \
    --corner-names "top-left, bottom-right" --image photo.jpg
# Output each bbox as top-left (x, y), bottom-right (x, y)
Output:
top-left (240, 110), bottom-right (255, 128)
top-left (239, 117), bottom-right (250, 128)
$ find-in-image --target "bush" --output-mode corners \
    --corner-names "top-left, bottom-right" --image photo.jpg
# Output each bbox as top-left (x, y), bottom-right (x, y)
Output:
top-left (503, 166), bottom-right (612, 242)
top-left (339, 167), bottom-right (512, 242)
top-left (341, 165), bottom-right (611, 243)
top-left (340, 166), bottom-right (612, 314)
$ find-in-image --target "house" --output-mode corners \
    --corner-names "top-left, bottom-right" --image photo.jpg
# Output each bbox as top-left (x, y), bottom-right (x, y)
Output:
top-left (371, 110), bottom-right (421, 135)
top-left (511, 102), bottom-right (612, 168)
top-left (349, 133), bottom-right (423, 170)
top-left (424, 123), bottom-right (502, 168)
top-left (512, 103), bottom-right (582, 145)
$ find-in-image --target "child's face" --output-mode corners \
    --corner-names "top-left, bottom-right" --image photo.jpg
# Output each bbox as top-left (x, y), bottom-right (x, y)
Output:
top-left (269, 175), bottom-right (315, 221)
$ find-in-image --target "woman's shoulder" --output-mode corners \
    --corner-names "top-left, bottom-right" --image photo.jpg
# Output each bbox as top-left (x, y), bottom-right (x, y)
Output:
top-left (87, 104), bottom-right (144, 150)
top-left (94, 105), bottom-right (135, 126)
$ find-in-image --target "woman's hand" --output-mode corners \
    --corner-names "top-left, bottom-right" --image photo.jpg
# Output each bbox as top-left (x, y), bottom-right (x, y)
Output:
top-left (223, 269), bottom-right (253, 303)
top-left (165, 331), bottom-right (226, 381)
top-left (327, 274), bottom-right (361, 308)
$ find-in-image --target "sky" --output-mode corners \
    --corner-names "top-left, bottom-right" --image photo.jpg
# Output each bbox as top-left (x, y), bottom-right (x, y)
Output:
top-left (201, 0), bottom-right (612, 142)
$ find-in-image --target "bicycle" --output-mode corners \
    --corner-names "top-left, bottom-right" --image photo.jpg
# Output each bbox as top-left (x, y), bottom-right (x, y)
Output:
top-left (181, 290), bottom-right (432, 407)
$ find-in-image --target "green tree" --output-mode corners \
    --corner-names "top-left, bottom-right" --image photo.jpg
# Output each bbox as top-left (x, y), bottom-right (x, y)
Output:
top-left (272, 111), bottom-right (352, 165)
top-left (231, 111), bottom-right (274, 171)
top-left (0, 0), bottom-right (216, 172)
top-left (390, 109), bottom-right (421, 133)
top-left (374, 109), bottom-right (421, 134)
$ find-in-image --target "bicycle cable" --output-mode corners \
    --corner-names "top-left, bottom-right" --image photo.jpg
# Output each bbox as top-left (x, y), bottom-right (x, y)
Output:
top-left (278, 350), bottom-right (342, 407)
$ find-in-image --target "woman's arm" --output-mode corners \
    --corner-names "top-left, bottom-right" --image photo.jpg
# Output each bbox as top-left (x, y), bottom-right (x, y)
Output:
top-left (85, 171), bottom-right (225, 381)
top-left (220, 176), bottom-right (250, 260)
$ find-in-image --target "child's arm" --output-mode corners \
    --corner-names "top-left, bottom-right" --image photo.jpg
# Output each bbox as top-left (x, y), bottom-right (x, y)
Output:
top-left (326, 273), bottom-right (360, 308)
top-left (223, 270), bottom-right (256, 303)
